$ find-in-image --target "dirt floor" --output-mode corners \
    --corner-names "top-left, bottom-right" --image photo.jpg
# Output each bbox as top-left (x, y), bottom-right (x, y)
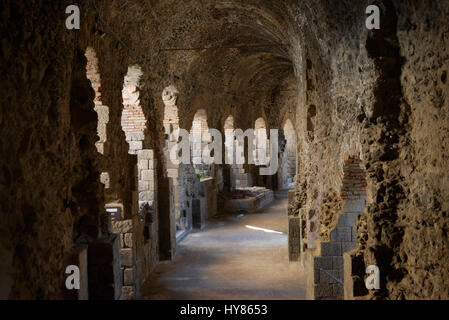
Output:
top-left (141, 196), bottom-right (306, 300)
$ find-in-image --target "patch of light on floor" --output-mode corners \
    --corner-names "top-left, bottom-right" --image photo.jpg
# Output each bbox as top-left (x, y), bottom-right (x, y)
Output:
top-left (245, 225), bottom-right (284, 234)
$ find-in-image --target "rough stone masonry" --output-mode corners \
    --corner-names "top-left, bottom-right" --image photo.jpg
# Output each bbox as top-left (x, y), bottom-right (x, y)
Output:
top-left (0, 0), bottom-right (447, 300)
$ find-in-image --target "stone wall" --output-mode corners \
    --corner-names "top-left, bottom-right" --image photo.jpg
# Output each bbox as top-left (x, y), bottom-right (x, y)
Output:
top-left (0, 1), bottom-right (106, 298)
top-left (85, 47), bottom-right (109, 155)
top-left (294, 0), bottom-right (449, 300)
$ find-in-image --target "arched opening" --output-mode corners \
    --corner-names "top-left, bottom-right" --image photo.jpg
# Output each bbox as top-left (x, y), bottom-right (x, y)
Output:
top-left (162, 85), bottom-right (188, 244)
top-left (252, 117), bottom-right (269, 187)
top-left (279, 118), bottom-right (296, 190)
top-left (223, 115), bottom-right (235, 190)
top-left (223, 115), bottom-right (251, 190)
top-left (224, 114), bottom-right (235, 162)
top-left (190, 109), bottom-right (210, 178)
top-left (254, 117), bottom-right (268, 165)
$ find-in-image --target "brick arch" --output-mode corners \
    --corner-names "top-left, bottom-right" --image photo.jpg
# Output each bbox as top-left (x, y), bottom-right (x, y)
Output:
top-left (336, 127), bottom-right (363, 192)
top-left (340, 157), bottom-right (367, 200)
top-left (191, 109), bottom-right (209, 133)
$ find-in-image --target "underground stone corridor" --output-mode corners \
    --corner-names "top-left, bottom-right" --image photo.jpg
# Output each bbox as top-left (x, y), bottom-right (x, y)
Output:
top-left (1, 0), bottom-right (448, 303)
top-left (141, 196), bottom-right (306, 300)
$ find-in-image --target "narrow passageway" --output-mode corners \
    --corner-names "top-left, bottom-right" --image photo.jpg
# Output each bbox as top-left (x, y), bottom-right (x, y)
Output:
top-left (4, 1), bottom-right (449, 302)
top-left (141, 197), bottom-right (306, 300)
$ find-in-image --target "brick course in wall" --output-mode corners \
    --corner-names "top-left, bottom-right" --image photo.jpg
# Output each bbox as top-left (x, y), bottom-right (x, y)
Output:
top-left (310, 157), bottom-right (366, 300)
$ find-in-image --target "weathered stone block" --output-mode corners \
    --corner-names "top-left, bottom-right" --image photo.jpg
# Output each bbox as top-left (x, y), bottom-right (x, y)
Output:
top-left (111, 220), bottom-right (132, 233)
top-left (130, 132), bottom-right (145, 141)
top-left (333, 256), bottom-right (344, 269)
top-left (314, 284), bottom-right (333, 298)
top-left (314, 265), bottom-right (320, 283)
top-left (319, 269), bottom-right (339, 284)
top-left (167, 168), bottom-right (178, 178)
top-left (139, 191), bottom-right (153, 201)
top-left (138, 149), bottom-right (154, 160)
top-left (342, 241), bottom-right (357, 253)
top-left (120, 234), bottom-right (124, 248)
top-left (100, 172), bottom-right (110, 188)
top-left (288, 217), bottom-right (301, 261)
top-left (333, 283), bottom-right (344, 298)
top-left (121, 286), bottom-right (135, 300)
top-left (330, 227), bottom-right (352, 242)
top-left (314, 256), bottom-right (332, 270)
top-left (128, 140), bottom-right (142, 150)
top-left (321, 242), bottom-right (341, 256)
top-left (351, 228), bottom-right (358, 241)
top-left (139, 180), bottom-right (149, 191)
top-left (141, 169), bottom-right (153, 181)
top-left (288, 190), bottom-right (295, 206)
top-left (138, 159), bottom-right (148, 170)
top-left (124, 233), bottom-right (133, 248)
top-left (149, 177), bottom-right (156, 190)
top-left (123, 268), bottom-right (135, 285)
top-left (120, 248), bottom-right (133, 267)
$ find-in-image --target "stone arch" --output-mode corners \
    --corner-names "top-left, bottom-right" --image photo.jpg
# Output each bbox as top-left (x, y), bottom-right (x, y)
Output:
top-left (254, 117), bottom-right (267, 130)
top-left (222, 115), bottom-right (250, 190)
top-left (248, 117), bottom-right (269, 187)
top-left (223, 115), bottom-right (235, 165)
top-left (190, 109), bottom-right (210, 177)
top-left (222, 115), bottom-right (234, 191)
top-left (254, 117), bottom-right (268, 166)
top-left (223, 114), bottom-right (234, 132)
top-left (279, 118), bottom-right (296, 189)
